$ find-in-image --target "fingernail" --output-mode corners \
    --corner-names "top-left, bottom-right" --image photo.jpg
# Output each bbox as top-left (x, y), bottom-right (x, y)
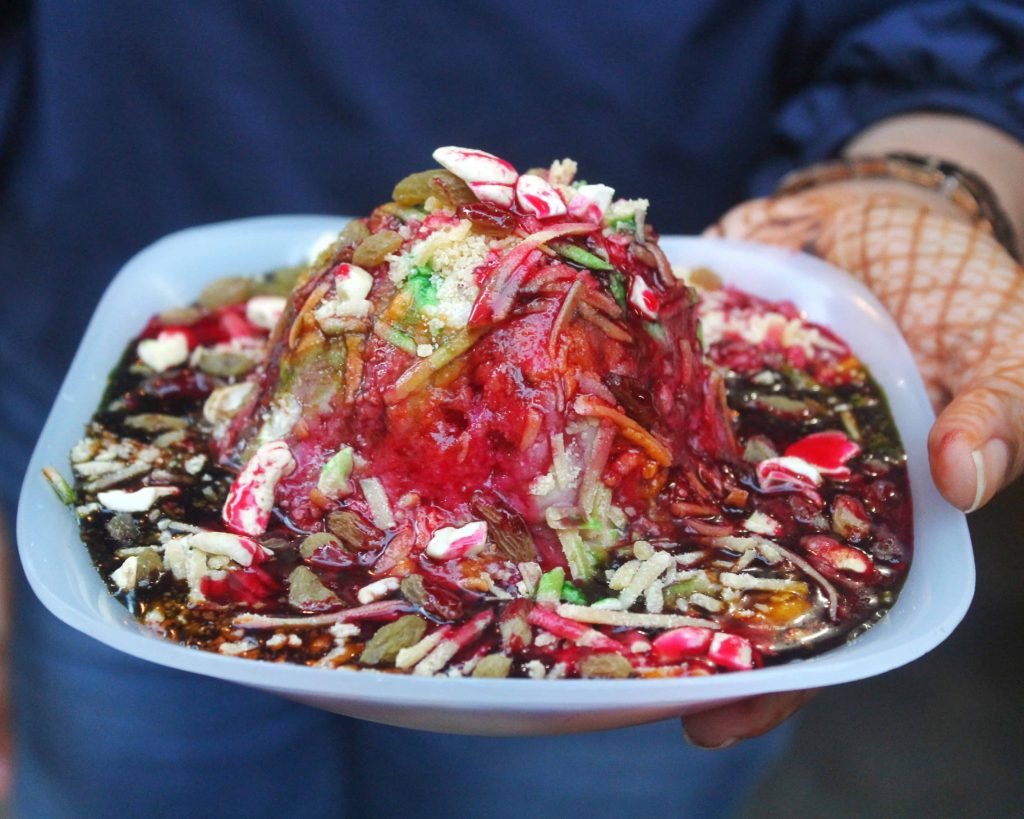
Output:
top-left (684, 730), bottom-right (738, 751)
top-left (966, 438), bottom-right (1009, 513)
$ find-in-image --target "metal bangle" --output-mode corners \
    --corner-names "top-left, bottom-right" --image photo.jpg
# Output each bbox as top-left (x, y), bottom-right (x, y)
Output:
top-left (777, 153), bottom-right (1020, 261)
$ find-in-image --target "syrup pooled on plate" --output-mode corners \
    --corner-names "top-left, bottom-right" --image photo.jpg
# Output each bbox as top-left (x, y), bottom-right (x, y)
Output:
top-left (57, 148), bottom-right (911, 678)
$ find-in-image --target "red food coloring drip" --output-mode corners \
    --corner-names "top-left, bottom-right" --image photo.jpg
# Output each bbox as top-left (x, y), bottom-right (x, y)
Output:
top-left (201, 565), bottom-right (279, 607)
top-left (141, 303), bottom-right (264, 348)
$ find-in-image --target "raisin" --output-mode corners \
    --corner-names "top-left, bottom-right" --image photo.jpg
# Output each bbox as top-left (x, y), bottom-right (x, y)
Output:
top-left (134, 549), bottom-right (163, 583)
top-left (338, 220), bottom-right (371, 246)
top-left (428, 172), bottom-right (475, 208)
top-left (299, 532), bottom-right (344, 558)
top-left (472, 653), bottom-right (513, 678)
top-left (456, 202), bottom-right (516, 235)
top-left (198, 276), bottom-right (252, 309)
top-left (352, 230), bottom-right (403, 268)
top-left (287, 566), bottom-right (340, 611)
top-left (471, 497), bottom-right (536, 562)
top-left (192, 348), bottom-right (257, 377)
top-left (325, 510), bottom-right (377, 551)
top-left (359, 615), bottom-right (427, 666)
top-left (400, 574), bottom-right (464, 622)
top-left (605, 373), bottom-right (658, 428)
top-left (300, 532), bottom-right (356, 570)
top-left (392, 170), bottom-right (438, 205)
top-left (579, 653), bottom-right (634, 679)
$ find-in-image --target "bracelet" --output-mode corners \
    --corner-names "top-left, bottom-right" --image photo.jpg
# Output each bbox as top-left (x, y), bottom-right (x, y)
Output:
top-left (777, 153), bottom-right (1020, 261)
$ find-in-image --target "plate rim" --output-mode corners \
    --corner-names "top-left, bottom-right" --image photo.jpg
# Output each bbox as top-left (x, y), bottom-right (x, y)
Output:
top-left (16, 216), bottom-right (975, 715)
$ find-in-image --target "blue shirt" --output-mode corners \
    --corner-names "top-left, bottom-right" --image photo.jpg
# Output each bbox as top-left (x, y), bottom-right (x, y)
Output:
top-left (2, 3), bottom-right (1023, 816)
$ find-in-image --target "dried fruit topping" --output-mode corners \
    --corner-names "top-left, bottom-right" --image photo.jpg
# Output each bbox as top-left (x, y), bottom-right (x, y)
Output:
top-left (360, 615), bottom-right (428, 666)
top-left (455, 201), bottom-right (517, 235)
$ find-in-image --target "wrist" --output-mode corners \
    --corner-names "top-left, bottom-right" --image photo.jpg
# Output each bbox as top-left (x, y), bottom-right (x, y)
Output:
top-left (844, 113), bottom-right (1024, 255)
top-left (777, 153), bottom-right (1020, 261)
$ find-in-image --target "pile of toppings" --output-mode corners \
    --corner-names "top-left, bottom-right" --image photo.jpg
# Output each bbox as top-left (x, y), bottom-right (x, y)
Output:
top-left (52, 147), bottom-right (912, 679)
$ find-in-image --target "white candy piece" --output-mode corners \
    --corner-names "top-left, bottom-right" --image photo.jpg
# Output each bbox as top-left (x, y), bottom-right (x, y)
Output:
top-left (137, 331), bottom-right (189, 372)
top-left (515, 175), bottom-right (567, 218)
top-left (111, 556), bottom-right (139, 591)
top-left (743, 510), bottom-right (782, 537)
top-left (425, 520), bottom-right (488, 560)
top-left (222, 440), bottom-right (296, 535)
top-left (335, 263), bottom-right (374, 301)
top-left (433, 146), bottom-right (518, 208)
top-left (356, 576), bottom-right (400, 605)
top-left (189, 531), bottom-right (269, 567)
top-left (567, 184), bottom-right (615, 223)
top-left (314, 263), bottom-right (374, 323)
top-left (97, 486), bottom-right (179, 513)
top-left (245, 295), bottom-right (286, 330)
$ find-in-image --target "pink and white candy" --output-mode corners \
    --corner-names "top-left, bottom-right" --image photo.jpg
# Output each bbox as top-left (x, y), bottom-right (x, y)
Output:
top-left (629, 275), bottom-right (661, 319)
top-left (784, 430), bottom-right (861, 479)
top-left (707, 631), bottom-right (755, 671)
top-left (756, 455), bottom-right (823, 497)
top-left (567, 183), bottom-right (615, 223)
top-left (223, 440), bottom-right (296, 536)
top-left (433, 146), bottom-right (519, 208)
top-left (425, 520), bottom-right (488, 561)
top-left (651, 626), bottom-right (714, 663)
top-left (515, 174), bottom-right (567, 218)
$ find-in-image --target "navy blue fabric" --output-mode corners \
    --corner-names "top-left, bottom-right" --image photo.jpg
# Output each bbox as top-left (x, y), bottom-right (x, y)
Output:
top-left (2, 2), bottom-right (1023, 816)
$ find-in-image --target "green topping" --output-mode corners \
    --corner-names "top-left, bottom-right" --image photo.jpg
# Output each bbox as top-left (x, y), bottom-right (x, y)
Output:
top-left (606, 214), bottom-right (636, 233)
top-left (535, 567), bottom-right (565, 605)
top-left (560, 530), bottom-right (599, 580)
top-left (317, 446), bottom-right (354, 497)
top-left (560, 581), bottom-right (587, 605)
top-left (643, 321), bottom-right (668, 345)
top-left (663, 575), bottom-right (717, 609)
top-left (373, 321), bottom-right (418, 354)
top-left (552, 242), bottom-right (613, 271)
top-left (405, 266), bottom-right (438, 307)
top-left (608, 271), bottom-right (628, 312)
top-left (42, 466), bottom-right (76, 506)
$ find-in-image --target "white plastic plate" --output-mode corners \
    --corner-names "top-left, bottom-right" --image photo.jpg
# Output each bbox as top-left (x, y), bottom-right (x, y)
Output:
top-left (17, 216), bottom-right (974, 736)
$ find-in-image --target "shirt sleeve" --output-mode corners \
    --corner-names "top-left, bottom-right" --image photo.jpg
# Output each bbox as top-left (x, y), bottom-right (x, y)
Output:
top-left (752, 1), bottom-right (1024, 194)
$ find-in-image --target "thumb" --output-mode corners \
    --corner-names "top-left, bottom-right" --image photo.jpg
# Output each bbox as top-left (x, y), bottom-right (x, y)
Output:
top-left (928, 373), bottom-right (1024, 511)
